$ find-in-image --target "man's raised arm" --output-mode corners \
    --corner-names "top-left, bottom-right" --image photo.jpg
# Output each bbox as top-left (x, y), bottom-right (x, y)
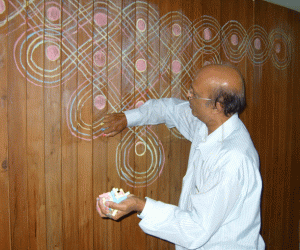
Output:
top-left (99, 98), bottom-right (195, 140)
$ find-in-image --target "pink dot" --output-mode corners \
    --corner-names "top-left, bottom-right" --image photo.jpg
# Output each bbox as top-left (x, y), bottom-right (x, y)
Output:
top-left (254, 38), bottom-right (261, 50)
top-left (94, 51), bottom-right (106, 67)
top-left (275, 43), bottom-right (281, 53)
top-left (203, 61), bottom-right (211, 66)
top-left (0, 0), bottom-right (6, 14)
top-left (203, 28), bottom-right (212, 41)
top-left (136, 101), bottom-right (144, 108)
top-left (46, 45), bottom-right (60, 61)
top-left (137, 18), bottom-right (146, 32)
top-left (172, 23), bottom-right (181, 36)
top-left (136, 59), bottom-right (147, 72)
top-left (94, 95), bottom-right (106, 110)
top-left (47, 6), bottom-right (60, 22)
top-left (231, 34), bottom-right (239, 46)
top-left (172, 60), bottom-right (181, 74)
top-left (94, 13), bottom-right (107, 27)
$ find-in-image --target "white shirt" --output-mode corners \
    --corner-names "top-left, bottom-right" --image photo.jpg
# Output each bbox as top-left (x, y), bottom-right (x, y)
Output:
top-left (124, 98), bottom-right (265, 250)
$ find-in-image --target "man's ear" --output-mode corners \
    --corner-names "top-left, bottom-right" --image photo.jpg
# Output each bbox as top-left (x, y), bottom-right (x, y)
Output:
top-left (214, 101), bottom-right (224, 114)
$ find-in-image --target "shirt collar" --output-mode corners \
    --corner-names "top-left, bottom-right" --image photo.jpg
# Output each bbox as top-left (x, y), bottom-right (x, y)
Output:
top-left (196, 113), bottom-right (240, 157)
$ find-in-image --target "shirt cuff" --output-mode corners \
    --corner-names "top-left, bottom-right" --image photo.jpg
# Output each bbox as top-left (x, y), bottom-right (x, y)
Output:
top-left (137, 197), bottom-right (154, 219)
top-left (124, 109), bottom-right (142, 127)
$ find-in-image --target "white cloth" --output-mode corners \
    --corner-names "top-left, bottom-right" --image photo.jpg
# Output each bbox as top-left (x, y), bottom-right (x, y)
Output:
top-left (124, 98), bottom-right (265, 250)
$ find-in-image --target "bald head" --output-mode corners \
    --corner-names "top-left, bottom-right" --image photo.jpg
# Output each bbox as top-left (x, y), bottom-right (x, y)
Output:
top-left (194, 64), bottom-right (246, 116)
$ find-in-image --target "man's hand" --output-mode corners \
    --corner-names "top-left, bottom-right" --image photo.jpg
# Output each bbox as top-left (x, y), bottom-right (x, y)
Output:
top-left (100, 113), bottom-right (127, 137)
top-left (96, 194), bottom-right (146, 220)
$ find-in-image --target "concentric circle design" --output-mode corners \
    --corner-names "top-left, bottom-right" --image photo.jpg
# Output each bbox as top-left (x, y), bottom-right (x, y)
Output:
top-left (247, 25), bottom-right (270, 65)
top-left (116, 128), bottom-right (165, 187)
top-left (14, 27), bottom-right (75, 88)
top-left (221, 20), bottom-right (248, 63)
top-left (193, 15), bottom-right (221, 52)
top-left (10, 0), bottom-right (294, 188)
top-left (269, 29), bottom-right (292, 69)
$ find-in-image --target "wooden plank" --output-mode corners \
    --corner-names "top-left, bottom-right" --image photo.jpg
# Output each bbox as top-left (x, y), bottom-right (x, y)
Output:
top-left (290, 10), bottom-right (300, 250)
top-left (146, 0), bottom-right (160, 249)
top-left (77, 0), bottom-right (94, 248)
top-left (133, 0), bottom-right (148, 248)
top-left (120, 0), bottom-right (136, 249)
top-left (61, 1), bottom-right (79, 249)
top-left (7, 1), bottom-right (29, 249)
top-left (254, 2), bottom-right (277, 248)
top-left (169, 0), bottom-right (182, 209)
top-left (26, 1), bottom-right (46, 249)
top-left (180, 0), bottom-right (193, 215)
top-left (92, 0), bottom-right (108, 249)
top-left (169, 2), bottom-right (183, 249)
top-left (264, 4), bottom-right (291, 249)
top-left (0, 0), bottom-right (10, 249)
top-left (157, 0), bottom-right (172, 249)
top-left (44, 1), bottom-right (63, 249)
top-left (107, 0), bottom-right (122, 248)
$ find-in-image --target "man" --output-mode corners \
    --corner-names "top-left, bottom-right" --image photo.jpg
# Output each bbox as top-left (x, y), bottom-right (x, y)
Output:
top-left (96, 64), bottom-right (265, 249)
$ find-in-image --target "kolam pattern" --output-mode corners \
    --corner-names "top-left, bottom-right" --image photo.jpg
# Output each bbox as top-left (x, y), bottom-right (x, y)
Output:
top-left (5, 0), bottom-right (293, 187)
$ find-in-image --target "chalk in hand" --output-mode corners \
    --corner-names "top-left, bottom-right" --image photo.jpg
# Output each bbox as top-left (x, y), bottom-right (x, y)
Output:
top-left (99, 188), bottom-right (130, 216)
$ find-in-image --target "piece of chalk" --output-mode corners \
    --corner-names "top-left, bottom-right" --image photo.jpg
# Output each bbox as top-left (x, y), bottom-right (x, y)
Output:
top-left (98, 187), bottom-right (130, 216)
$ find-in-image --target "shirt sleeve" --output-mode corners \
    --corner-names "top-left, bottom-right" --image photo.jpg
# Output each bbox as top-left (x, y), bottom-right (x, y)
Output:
top-left (137, 156), bottom-right (249, 249)
top-left (124, 98), bottom-right (200, 142)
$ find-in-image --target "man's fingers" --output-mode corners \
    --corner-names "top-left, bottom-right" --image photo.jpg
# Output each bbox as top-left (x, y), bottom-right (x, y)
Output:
top-left (98, 113), bottom-right (127, 138)
top-left (96, 199), bottom-right (107, 217)
top-left (105, 201), bottom-right (123, 210)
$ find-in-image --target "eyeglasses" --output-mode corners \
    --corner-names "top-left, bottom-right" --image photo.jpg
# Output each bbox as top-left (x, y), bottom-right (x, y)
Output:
top-left (187, 88), bottom-right (211, 101)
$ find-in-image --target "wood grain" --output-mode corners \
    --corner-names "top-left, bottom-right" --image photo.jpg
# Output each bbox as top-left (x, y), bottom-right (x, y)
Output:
top-left (44, 0), bottom-right (63, 249)
top-left (8, 1), bottom-right (29, 249)
top-left (145, 0), bottom-right (160, 249)
top-left (107, 0), bottom-right (122, 249)
top-left (93, 0), bottom-right (109, 249)
top-left (0, 0), bottom-right (10, 249)
top-left (27, 0), bottom-right (47, 249)
top-left (77, 0), bottom-right (94, 249)
top-left (61, 1), bottom-right (79, 249)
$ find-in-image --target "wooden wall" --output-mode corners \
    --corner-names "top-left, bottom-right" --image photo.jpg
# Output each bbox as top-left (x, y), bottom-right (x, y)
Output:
top-left (0, 0), bottom-right (299, 249)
